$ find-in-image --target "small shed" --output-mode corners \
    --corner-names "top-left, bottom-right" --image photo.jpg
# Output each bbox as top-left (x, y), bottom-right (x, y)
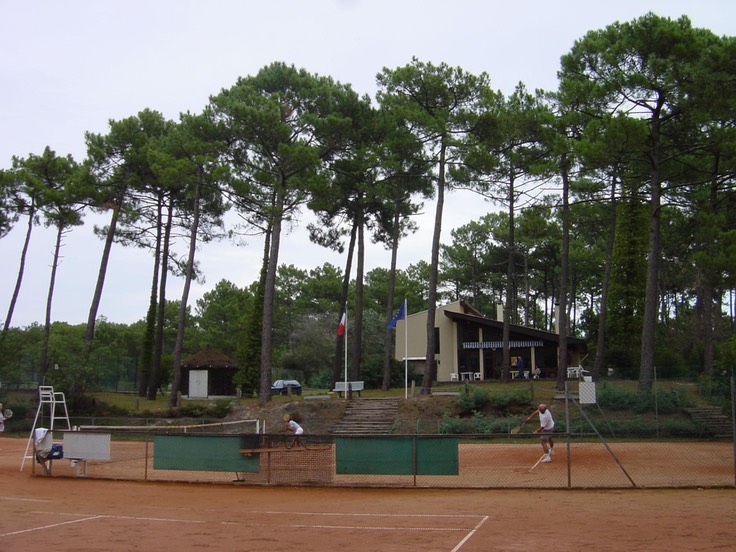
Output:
top-left (180, 348), bottom-right (238, 398)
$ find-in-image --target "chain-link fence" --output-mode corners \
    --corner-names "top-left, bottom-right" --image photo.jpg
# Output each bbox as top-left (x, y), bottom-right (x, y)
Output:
top-left (23, 377), bottom-right (736, 488)
top-left (30, 427), bottom-right (735, 488)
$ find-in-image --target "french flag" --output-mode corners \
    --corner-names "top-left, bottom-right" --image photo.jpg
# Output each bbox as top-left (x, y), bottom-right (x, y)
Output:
top-left (337, 308), bottom-right (346, 336)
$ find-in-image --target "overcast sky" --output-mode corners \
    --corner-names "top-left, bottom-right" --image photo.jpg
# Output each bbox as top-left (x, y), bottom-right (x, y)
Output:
top-left (1, 0), bottom-right (734, 327)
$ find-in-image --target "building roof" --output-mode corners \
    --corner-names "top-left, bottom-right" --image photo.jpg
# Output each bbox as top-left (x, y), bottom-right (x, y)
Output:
top-left (181, 348), bottom-right (237, 369)
top-left (442, 310), bottom-right (587, 349)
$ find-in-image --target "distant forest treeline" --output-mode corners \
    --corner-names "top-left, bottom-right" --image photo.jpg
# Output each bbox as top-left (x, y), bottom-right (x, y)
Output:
top-left (1, 13), bottom-right (735, 406)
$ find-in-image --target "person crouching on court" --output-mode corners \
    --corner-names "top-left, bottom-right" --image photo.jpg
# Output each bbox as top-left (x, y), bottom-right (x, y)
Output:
top-left (283, 414), bottom-right (303, 446)
top-left (526, 404), bottom-right (555, 462)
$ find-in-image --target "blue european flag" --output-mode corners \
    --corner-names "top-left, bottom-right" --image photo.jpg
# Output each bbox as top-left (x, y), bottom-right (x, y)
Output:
top-left (387, 302), bottom-right (406, 329)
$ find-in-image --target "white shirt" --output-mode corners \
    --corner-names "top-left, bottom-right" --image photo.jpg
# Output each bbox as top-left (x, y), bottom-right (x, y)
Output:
top-left (539, 409), bottom-right (554, 431)
top-left (287, 420), bottom-right (303, 435)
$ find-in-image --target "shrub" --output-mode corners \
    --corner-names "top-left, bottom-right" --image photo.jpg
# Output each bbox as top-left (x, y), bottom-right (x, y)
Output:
top-left (698, 373), bottom-right (732, 409)
top-left (470, 412), bottom-right (526, 433)
top-left (308, 370), bottom-right (333, 390)
top-left (661, 419), bottom-right (702, 438)
top-left (439, 413), bottom-right (466, 434)
top-left (160, 400), bottom-right (233, 419)
top-left (456, 385), bottom-right (531, 416)
top-left (65, 396), bottom-right (129, 417)
top-left (596, 383), bottom-right (636, 410)
top-left (470, 411), bottom-right (495, 434)
top-left (204, 399), bottom-right (234, 418)
top-left (654, 387), bottom-right (693, 413)
top-left (596, 383), bottom-right (691, 414)
top-left (456, 386), bottom-right (490, 415)
top-left (489, 388), bottom-right (532, 411)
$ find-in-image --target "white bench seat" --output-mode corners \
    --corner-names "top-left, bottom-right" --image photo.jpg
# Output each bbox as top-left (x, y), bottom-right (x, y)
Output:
top-left (333, 381), bottom-right (364, 397)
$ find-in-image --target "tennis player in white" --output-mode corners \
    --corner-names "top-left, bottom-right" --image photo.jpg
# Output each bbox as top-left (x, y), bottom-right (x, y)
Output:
top-left (0, 403), bottom-right (6, 450)
top-left (284, 414), bottom-right (304, 446)
top-left (526, 404), bottom-right (555, 462)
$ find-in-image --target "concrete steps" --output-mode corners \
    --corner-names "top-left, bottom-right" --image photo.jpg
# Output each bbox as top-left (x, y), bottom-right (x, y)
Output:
top-left (331, 398), bottom-right (401, 435)
top-left (685, 407), bottom-right (733, 437)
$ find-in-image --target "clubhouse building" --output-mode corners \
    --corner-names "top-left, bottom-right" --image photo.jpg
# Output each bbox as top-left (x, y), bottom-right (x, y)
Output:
top-left (393, 301), bottom-right (588, 383)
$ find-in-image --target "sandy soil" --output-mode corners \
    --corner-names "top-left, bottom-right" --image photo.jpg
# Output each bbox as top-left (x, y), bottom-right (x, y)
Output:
top-left (1, 436), bottom-right (735, 551)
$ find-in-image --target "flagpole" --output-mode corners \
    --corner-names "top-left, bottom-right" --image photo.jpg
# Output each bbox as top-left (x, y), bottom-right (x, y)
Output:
top-left (343, 305), bottom-right (348, 400)
top-left (403, 298), bottom-right (408, 399)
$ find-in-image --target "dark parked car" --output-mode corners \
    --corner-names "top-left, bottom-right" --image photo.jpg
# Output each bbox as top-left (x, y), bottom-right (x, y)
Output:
top-left (270, 379), bottom-right (302, 395)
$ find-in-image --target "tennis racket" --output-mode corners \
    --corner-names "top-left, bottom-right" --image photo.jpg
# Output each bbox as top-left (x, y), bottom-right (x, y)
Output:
top-left (3, 409), bottom-right (12, 419)
top-left (510, 419), bottom-right (525, 434)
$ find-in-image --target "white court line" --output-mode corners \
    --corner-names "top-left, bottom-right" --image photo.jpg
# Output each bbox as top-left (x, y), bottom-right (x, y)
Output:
top-left (256, 510), bottom-right (489, 540)
top-left (1, 516), bottom-right (104, 537)
top-left (0, 510), bottom-right (206, 538)
top-left (451, 515), bottom-right (490, 552)
top-left (255, 510), bottom-right (481, 519)
top-left (0, 496), bottom-right (53, 503)
top-left (254, 510), bottom-right (485, 533)
top-left (3, 507), bottom-right (489, 548)
top-left (289, 524), bottom-right (469, 532)
top-left (30, 510), bottom-right (207, 524)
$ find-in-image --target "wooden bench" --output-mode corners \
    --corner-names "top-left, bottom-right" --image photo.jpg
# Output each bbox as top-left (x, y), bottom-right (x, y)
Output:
top-left (333, 381), bottom-right (364, 397)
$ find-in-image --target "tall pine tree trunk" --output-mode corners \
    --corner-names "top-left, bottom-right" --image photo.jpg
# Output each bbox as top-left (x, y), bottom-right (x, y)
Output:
top-left (39, 225), bottom-right (65, 382)
top-left (83, 199), bottom-right (122, 361)
top-left (421, 138), bottom-right (447, 394)
top-left (502, 172), bottom-right (515, 383)
top-left (592, 175), bottom-right (618, 380)
top-left (258, 186), bottom-right (286, 404)
top-left (138, 201), bottom-right (163, 397)
top-left (148, 200), bottom-right (174, 400)
top-left (638, 109), bottom-right (664, 394)
top-left (1, 203), bottom-right (35, 343)
top-left (557, 156), bottom-right (571, 392)
top-left (350, 210), bottom-right (365, 381)
top-left (170, 180), bottom-right (201, 407)
top-left (382, 208), bottom-right (402, 391)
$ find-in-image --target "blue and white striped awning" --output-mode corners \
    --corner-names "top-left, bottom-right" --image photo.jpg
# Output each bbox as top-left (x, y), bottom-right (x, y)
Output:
top-left (463, 340), bottom-right (543, 349)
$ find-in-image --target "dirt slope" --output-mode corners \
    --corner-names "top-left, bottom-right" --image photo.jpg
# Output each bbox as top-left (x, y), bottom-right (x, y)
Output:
top-left (230, 394), bottom-right (460, 434)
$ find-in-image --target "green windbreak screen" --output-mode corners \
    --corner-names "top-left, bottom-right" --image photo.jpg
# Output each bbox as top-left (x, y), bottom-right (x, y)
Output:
top-left (154, 435), bottom-right (259, 472)
top-left (335, 436), bottom-right (458, 475)
top-left (416, 437), bottom-right (459, 475)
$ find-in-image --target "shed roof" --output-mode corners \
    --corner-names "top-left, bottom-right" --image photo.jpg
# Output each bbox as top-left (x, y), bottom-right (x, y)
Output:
top-left (181, 348), bottom-right (237, 369)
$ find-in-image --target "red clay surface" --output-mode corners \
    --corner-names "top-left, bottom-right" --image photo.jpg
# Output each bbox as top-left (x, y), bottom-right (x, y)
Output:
top-left (2, 436), bottom-right (735, 551)
top-left (11, 433), bottom-right (734, 488)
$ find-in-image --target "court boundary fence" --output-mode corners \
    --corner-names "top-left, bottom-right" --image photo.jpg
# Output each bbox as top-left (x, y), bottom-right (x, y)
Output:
top-left (27, 430), bottom-right (735, 489)
top-left (23, 378), bottom-right (736, 489)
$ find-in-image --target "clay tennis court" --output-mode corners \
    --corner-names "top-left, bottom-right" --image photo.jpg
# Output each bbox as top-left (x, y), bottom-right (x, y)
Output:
top-left (2, 437), bottom-right (735, 551)
top-left (10, 431), bottom-right (735, 488)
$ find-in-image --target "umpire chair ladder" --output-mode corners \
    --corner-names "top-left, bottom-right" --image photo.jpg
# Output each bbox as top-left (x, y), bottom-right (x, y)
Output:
top-left (21, 386), bottom-right (71, 471)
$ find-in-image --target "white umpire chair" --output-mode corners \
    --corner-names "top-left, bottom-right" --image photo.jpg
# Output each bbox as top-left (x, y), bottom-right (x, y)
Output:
top-left (21, 386), bottom-right (71, 473)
